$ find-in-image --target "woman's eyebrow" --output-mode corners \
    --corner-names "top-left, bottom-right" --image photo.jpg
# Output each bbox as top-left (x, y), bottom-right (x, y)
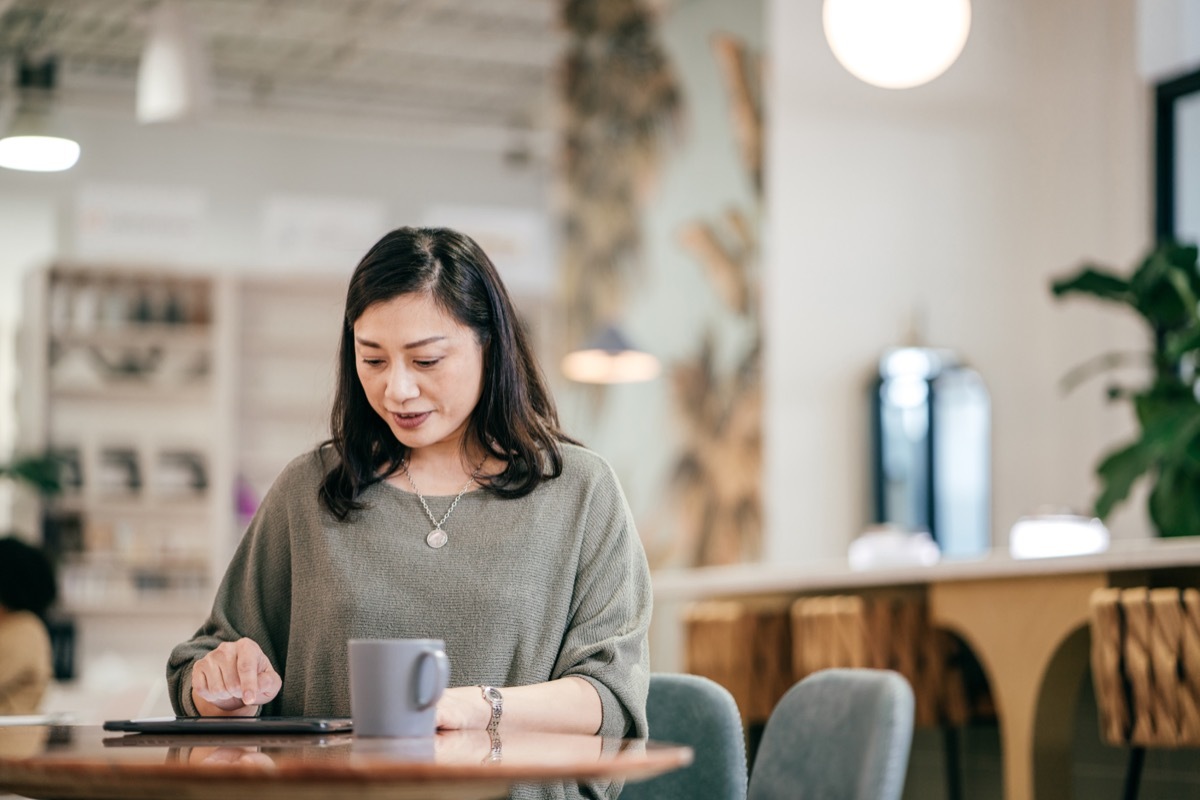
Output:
top-left (353, 334), bottom-right (447, 349)
top-left (403, 336), bottom-right (448, 349)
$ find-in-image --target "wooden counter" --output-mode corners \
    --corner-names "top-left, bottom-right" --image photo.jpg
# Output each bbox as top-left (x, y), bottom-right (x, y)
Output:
top-left (652, 538), bottom-right (1200, 800)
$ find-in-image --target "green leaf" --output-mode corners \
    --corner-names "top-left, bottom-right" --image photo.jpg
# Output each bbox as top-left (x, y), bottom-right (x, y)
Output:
top-left (1093, 398), bottom-right (1200, 520)
top-left (1050, 267), bottom-right (1131, 304)
top-left (1058, 351), bottom-right (1152, 394)
top-left (1130, 247), bottom-right (1198, 330)
top-left (1162, 241), bottom-right (1200, 296)
top-left (1132, 387), bottom-right (1200, 437)
top-left (1148, 461), bottom-right (1200, 537)
top-left (1164, 326), bottom-right (1200, 361)
top-left (1163, 241), bottom-right (1200, 266)
top-left (1186, 426), bottom-right (1200, 469)
top-left (1134, 279), bottom-right (1191, 331)
top-left (0, 455), bottom-right (62, 495)
top-left (1094, 439), bottom-right (1156, 519)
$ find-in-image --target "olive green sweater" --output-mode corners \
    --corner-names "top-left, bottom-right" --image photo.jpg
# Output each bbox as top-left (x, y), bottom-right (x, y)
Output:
top-left (167, 443), bottom-right (652, 746)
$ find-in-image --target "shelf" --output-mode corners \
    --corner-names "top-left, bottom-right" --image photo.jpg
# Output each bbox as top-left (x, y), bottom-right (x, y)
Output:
top-left (50, 384), bottom-right (213, 402)
top-left (50, 325), bottom-right (212, 348)
top-left (51, 495), bottom-right (211, 518)
top-left (64, 551), bottom-right (210, 570)
top-left (63, 560), bottom-right (210, 573)
top-left (60, 597), bottom-right (212, 618)
top-left (23, 266), bottom-right (348, 646)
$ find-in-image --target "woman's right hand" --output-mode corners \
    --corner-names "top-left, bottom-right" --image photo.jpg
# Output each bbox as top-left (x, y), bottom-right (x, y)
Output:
top-left (190, 638), bottom-right (282, 716)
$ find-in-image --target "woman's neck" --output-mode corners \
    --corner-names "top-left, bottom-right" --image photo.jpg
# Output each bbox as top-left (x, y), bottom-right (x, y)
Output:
top-left (401, 443), bottom-right (486, 495)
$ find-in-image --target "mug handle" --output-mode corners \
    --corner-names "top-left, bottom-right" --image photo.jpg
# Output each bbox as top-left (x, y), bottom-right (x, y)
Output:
top-left (414, 649), bottom-right (451, 710)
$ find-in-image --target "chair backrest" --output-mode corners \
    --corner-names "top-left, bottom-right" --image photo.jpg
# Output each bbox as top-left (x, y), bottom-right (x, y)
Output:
top-left (621, 672), bottom-right (748, 800)
top-left (747, 668), bottom-right (915, 800)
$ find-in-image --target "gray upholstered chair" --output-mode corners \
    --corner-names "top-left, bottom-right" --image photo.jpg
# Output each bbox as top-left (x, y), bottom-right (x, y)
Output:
top-left (621, 672), bottom-right (748, 800)
top-left (747, 668), bottom-right (915, 800)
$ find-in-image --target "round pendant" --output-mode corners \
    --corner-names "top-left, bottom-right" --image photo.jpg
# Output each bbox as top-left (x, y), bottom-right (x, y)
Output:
top-left (426, 528), bottom-right (448, 549)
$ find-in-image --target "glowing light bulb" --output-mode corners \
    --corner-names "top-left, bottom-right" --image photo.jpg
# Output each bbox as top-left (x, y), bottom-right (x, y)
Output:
top-left (823, 0), bottom-right (972, 89)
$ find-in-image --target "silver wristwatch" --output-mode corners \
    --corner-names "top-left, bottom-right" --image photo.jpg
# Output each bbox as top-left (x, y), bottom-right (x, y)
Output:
top-left (479, 685), bottom-right (503, 732)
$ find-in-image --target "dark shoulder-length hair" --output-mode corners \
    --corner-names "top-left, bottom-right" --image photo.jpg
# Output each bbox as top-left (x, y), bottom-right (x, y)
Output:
top-left (319, 226), bottom-right (578, 520)
top-left (0, 535), bottom-right (57, 617)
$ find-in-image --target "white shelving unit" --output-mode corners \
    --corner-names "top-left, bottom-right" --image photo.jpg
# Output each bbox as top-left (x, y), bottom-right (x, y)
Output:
top-left (19, 265), bottom-right (223, 618)
top-left (18, 265), bottom-right (346, 618)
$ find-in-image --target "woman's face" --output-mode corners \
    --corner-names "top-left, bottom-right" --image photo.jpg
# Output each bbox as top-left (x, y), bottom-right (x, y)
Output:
top-left (353, 292), bottom-right (485, 455)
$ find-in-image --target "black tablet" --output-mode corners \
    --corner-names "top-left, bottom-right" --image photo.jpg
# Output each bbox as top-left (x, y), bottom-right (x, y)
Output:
top-left (103, 716), bottom-right (353, 734)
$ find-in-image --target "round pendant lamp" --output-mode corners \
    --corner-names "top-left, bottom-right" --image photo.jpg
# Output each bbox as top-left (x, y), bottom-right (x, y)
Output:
top-left (561, 326), bottom-right (661, 384)
top-left (823, 0), bottom-right (972, 89)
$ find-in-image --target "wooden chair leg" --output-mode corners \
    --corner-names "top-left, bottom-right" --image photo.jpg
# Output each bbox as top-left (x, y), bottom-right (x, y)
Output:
top-left (1122, 747), bottom-right (1145, 800)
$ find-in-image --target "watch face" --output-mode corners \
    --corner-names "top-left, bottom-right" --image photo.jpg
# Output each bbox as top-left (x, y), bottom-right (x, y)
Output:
top-left (484, 687), bottom-right (503, 703)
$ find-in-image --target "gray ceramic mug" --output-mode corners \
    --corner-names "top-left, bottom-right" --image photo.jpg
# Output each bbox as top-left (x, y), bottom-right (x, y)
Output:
top-left (348, 638), bottom-right (451, 737)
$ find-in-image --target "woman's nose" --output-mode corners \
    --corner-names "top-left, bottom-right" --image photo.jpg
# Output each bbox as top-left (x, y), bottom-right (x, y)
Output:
top-left (385, 366), bottom-right (419, 402)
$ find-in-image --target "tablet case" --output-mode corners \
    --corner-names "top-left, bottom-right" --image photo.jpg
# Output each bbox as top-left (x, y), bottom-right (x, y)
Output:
top-left (103, 716), bottom-right (353, 734)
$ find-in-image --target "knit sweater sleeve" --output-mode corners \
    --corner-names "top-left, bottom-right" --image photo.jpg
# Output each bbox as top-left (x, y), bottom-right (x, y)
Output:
top-left (551, 454), bottom-right (652, 739)
top-left (165, 454), bottom-right (304, 716)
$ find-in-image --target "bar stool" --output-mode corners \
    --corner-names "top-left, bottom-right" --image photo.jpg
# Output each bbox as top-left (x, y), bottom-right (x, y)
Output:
top-left (1090, 587), bottom-right (1200, 800)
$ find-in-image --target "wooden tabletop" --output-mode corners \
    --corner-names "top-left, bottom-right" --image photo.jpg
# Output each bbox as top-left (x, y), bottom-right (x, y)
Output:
top-left (0, 724), bottom-right (693, 800)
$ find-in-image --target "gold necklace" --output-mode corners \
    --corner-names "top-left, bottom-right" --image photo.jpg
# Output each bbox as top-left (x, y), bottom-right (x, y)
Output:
top-left (400, 458), bottom-right (485, 549)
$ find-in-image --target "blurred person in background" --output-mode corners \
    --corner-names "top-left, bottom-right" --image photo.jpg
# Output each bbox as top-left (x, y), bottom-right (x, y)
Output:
top-left (0, 535), bottom-right (57, 714)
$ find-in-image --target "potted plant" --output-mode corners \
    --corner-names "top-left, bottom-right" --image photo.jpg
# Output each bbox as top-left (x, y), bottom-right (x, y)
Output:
top-left (1050, 241), bottom-right (1200, 537)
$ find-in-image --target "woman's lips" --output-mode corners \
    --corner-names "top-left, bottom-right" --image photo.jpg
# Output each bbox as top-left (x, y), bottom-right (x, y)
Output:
top-left (391, 411), bottom-right (431, 429)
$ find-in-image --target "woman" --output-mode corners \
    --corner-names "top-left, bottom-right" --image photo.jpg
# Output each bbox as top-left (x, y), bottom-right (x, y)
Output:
top-left (167, 227), bottom-right (652, 742)
top-left (0, 535), bottom-right (57, 715)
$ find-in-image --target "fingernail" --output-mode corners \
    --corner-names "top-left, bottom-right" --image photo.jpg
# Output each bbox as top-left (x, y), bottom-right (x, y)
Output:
top-left (244, 691), bottom-right (253, 703)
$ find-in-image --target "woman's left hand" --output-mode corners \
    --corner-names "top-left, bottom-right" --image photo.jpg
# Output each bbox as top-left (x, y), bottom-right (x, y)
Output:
top-left (435, 686), bottom-right (488, 730)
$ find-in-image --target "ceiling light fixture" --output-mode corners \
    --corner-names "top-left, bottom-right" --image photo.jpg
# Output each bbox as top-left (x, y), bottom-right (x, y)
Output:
top-left (561, 326), bottom-right (661, 384)
top-left (0, 58), bottom-right (80, 172)
top-left (823, 0), bottom-right (972, 89)
top-left (137, 0), bottom-right (213, 124)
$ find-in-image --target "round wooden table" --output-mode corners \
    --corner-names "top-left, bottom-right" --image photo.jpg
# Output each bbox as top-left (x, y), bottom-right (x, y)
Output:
top-left (0, 725), bottom-right (693, 800)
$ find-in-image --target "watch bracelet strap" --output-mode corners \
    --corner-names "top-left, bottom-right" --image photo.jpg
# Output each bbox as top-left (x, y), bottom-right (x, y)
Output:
top-left (486, 728), bottom-right (503, 763)
top-left (479, 685), bottom-right (502, 732)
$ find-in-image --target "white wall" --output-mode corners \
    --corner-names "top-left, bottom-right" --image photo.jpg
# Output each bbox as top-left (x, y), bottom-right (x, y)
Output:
top-left (765, 0), bottom-right (1152, 562)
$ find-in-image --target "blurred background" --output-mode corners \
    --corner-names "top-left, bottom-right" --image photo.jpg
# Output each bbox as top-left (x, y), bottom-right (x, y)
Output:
top-left (0, 0), bottom-right (1198, 795)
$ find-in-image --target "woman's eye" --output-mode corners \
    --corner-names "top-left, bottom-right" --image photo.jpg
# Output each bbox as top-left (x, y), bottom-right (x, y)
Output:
top-left (360, 358), bottom-right (384, 367)
top-left (414, 359), bottom-right (441, 368)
